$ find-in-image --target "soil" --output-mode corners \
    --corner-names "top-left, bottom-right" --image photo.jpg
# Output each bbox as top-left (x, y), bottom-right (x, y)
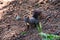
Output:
top-left (0, 0), bottom-right (60, 40)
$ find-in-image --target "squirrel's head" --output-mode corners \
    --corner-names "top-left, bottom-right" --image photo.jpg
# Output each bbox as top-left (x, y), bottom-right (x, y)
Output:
top-left (32, 9), bottom-right (42, 19)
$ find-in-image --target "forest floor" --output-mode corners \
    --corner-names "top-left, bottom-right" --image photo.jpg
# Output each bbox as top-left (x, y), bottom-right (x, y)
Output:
top-left (0, 0), bottom-right (60, 40)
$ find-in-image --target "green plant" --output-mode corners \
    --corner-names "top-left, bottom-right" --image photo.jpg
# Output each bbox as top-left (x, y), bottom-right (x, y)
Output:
top-left (36, 22), bottom-right (60, 40)
top-left (20, 31), bottom-right (27, 35)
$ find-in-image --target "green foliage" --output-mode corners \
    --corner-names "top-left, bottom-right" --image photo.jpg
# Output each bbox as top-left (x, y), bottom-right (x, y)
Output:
top-left (39, 32), bottom-right (60, 40)
top-left (20, 31), bottom-right (27, 35)
top-left (36, 22), bottom-right (42, 32)
top-left (36, 22), bottom-right (60, 40)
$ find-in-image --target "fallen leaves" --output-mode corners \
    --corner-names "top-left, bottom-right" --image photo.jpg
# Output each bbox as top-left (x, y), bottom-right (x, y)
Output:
top-left (0, 0), bottom-right (15, 9)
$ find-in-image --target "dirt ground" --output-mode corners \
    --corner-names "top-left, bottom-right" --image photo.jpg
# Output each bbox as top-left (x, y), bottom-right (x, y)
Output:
top-left (0, 0), bottom-right (60, 40)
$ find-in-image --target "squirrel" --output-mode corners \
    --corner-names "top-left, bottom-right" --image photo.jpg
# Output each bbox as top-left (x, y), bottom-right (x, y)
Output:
top-left (24, 9), bottom-right (41, 28)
